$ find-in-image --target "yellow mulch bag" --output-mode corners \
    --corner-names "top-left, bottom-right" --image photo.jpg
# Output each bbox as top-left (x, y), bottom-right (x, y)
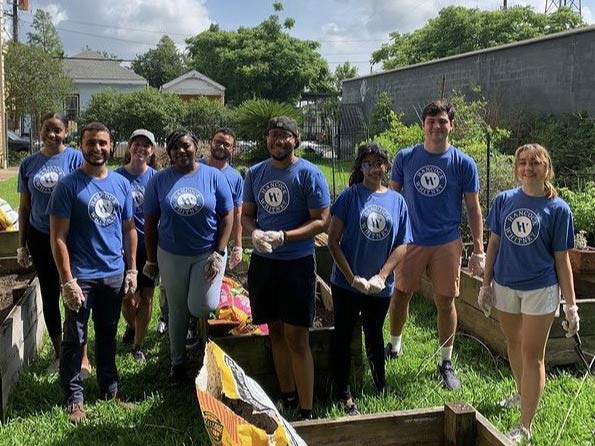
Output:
top-left (196, 341), bottom-right (306, 446)
top-left (0, 198), bottom-right (18, 231)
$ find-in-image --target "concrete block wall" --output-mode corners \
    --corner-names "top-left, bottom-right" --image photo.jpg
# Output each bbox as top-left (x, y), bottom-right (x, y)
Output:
top-left (342, 26), bottom-right (595, 124)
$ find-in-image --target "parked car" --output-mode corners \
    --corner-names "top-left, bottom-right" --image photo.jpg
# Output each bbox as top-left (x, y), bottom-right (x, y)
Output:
top-left (7, 130), bottom-right (31, 152)
top-left (299, 141), bottom-right (333, 158)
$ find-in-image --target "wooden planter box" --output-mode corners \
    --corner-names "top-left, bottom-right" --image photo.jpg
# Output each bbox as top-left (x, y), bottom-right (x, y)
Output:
top-left (420, 269), bottom-right (595, 367)
top-left (0, 232), bottom-right (18, 259)
top-left (292, 402), bottom-right (513, 446)
top-left (0, 273), bottom-right (45, 421)
top-left (569, 247), bottom-right (595, 274)
top-left (213, 324), bottom-right (364, 397)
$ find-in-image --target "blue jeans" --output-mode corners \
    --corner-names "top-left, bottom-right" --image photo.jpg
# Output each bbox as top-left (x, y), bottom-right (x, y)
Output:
top-left (60, 273), bottom-right (123, 405)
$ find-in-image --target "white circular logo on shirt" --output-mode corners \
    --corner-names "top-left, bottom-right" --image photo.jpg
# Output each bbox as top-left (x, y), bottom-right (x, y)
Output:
top-left (131, 184), bottom-right (145, 214)
top-left (504, 208), bottom-right (540, 246)
top-left (88, 191), bottom-right (119, 226)
top-left (414, 165), bottom-right (447, 197)
top-left (360, 205), bottom-right (391, 241)
top-left (258, 181), bottom-right (290, 214)
top-left (33, 166), bottom-right (64, 194)
top-left (170, 187), bottom-right (204, 216)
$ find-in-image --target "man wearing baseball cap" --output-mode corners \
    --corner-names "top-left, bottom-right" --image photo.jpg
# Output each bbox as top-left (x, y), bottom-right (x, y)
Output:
top-left (242, 116), bottom-right (331, 420)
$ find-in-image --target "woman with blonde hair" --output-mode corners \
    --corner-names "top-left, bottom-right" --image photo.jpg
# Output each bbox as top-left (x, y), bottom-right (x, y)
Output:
top-left (479, 143), bottom-right (579, 443)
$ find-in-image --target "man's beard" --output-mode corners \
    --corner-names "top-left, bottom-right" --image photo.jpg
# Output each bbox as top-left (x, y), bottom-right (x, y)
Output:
top-left (211, 149), bottom-right (230, 161)
top-left (83, 151), bottom-right (108, 166)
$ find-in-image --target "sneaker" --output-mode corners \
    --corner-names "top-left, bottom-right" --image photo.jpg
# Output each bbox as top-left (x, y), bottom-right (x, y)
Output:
top-left (80, 363), bottom-right (92, 380)
top-left (169, 364), bottom-right (189, 387)
top-left (67, 401), bottom-right (86, 424)
top-left (122, 326), bottom-right (135, 345)
top-left (499, 393), bottom-right (521, 408)
top-left (299, 409), bottom-right (313, 421)
top-left (275, 392), bottom-right (298, 412)
top-left (156, 319), bottom-right (168, 335)
top-left (506, 423), bottom-right (532, 444)
top-left (185, 327), bottom-right (199, 350)
top-left (338, 398), bottom-right (360, 416)
top-left (132, 346), bottom-right (146, 363)
top-left (102, 391), bottom-right (135, 409)
top-left (437, 360), bottom-right (461, 391)
top-left (384, 342), bottom-right (403, 360)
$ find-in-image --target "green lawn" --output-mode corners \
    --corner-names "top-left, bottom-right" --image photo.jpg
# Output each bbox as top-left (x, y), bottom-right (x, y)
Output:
top-left (1, 289), bottom-right (593, 446)
top-left (0, 175), bottom-right (19, 209)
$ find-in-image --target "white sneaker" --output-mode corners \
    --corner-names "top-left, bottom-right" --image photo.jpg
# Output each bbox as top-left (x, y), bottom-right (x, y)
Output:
top-left (499, 393), bottom-right (521, 408)
top-left (506, 423), bottom-right (531, 444)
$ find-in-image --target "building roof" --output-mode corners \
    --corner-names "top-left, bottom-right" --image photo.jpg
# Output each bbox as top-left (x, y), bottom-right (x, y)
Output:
top-left (160, 70), bottom-right (225, 94)
top-left (63, 50), bottom-right (147, 84)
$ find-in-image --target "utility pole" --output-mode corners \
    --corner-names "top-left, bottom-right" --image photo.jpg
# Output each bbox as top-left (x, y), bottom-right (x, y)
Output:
top-left (545, 0), bottom-right (582, 16)
top-left (503, 0), bottom-right (507, 10)
top-left (12, 0), bottom-right (18, 42)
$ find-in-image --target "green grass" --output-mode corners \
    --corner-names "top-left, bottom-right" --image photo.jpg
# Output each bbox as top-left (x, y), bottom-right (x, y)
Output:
top-left (1, 291), bottom-right (594, 446)
top-left (0, 176), bottom-right (19, 209)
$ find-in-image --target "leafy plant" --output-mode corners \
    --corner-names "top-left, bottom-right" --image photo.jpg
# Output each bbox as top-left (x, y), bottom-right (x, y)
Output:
top-left (181, 97), bottom-right (234, 140)
top-left (559, 182), bottom-right (595, 244)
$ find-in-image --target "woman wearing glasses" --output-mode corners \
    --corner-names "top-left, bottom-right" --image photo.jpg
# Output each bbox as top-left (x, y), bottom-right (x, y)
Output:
top-left (327, 142), bottom-right (411, 415)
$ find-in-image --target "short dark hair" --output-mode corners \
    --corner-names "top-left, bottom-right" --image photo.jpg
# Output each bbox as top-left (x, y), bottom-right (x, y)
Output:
top-left (349, 142), bottom-right (390, 186)
top-left (41, 112), bottom-right (68, 129)
top-left (165, 129), bottom-right (199, 157)
top-left (79, 122), bottom-right (112, 145)
top-left (421, 99), bottom-right (455, 122)
top-left (212, 127), bottom-right (236, 142)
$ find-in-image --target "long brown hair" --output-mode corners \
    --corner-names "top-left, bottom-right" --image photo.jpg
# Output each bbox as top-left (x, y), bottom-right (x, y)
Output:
top-left (514, 143), bottom-right (557, 199)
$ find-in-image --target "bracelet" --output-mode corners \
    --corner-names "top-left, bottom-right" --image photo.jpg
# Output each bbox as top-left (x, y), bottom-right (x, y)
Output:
top-left (282, 231), bottom-right (288, 242)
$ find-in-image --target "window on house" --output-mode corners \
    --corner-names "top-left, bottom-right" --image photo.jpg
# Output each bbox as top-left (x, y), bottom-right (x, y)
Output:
top-left (64, 94), bottom-right (80, 121)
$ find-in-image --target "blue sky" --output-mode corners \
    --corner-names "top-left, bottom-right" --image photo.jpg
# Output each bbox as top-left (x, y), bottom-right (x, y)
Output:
top-left (11, 0), bottom-right (595, 76)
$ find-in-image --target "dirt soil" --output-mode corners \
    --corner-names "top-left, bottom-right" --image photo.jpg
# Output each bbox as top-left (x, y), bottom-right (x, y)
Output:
top-left (0, 272), bottom-right (35, 323)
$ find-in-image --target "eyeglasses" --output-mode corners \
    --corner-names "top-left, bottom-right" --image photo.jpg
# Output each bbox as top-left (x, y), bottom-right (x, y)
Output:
top-left (212, 139), bottom-right (233, 149)
top-left (362, 160), bottom-right (385, 170)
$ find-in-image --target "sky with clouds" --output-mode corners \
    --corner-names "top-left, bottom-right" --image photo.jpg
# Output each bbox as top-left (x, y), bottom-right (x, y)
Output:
top-left (9, 0), bottom-right (594, 76)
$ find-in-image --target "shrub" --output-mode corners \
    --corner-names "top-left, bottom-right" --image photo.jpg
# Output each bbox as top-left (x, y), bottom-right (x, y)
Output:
top-left (181, 97), bottom-right (234, 140)
top-left (559, 182), bottom-right (595, 244)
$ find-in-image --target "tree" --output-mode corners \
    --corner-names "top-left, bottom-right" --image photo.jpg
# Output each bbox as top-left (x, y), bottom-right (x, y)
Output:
top-left (333, 61), bottom-right (358, 92)
top-left (5, 42), bottom-right (72, 130)
top-left (371, 6), bottom-right (585, 70)
top-left (186, 11), bottom-right (332, 104)
top-left (131, 36), bottom-right (186, 88)
top-left (26, 9), bottom-right (64, 58)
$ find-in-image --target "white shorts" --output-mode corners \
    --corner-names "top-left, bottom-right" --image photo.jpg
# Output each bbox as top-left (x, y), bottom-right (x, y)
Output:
top-left (493, 281), bottom-right (560, 315)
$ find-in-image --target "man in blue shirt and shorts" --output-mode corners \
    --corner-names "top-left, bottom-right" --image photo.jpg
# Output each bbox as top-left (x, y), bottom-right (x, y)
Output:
top-left (242, 116), bottom-right (330, 420)
top-left (385, 100), bottom-right (485, 390)
top-left (49, 122), bottom-right (138, 424)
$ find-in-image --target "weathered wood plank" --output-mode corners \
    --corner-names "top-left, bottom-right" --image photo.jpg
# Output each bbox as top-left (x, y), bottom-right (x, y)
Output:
top-left (444, 402), bottom-right (477, 446)
top-left (476, 412), bottom-right (515, 446)
top-left (0, 232), bottom-right (18, 258)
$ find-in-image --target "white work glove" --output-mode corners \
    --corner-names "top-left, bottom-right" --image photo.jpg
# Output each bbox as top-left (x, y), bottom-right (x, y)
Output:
top-left (123, 269), bottom-right (138, 295)
top-left (477, 285), bottom-right (494, 317)
top-left (16, 247), bottom-right (33, 268)
top-left (142, 261), bottom-right (159, 282)
top-left (562, 304), bottom-right (580, 337)
top-left (468, 252), bottom-right (486, 277)
top-left (368, 274), bottom-right (386, 294)
top-left (251, 229), bottom-right (272, 254)
top-left (205, 251), bottom-right (224, 282)
top-left (351, 276), bottom-right (370, 294)
top-left (264, 230), bottom-right (285, 250)
top-left (228, 246), bottom-right (243, 270)
top-left (62, 278), bottom-right (85, 312)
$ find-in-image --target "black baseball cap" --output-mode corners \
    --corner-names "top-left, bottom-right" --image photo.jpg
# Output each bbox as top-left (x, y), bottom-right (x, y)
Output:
top-left (266, 116), bottom-right (300, 138)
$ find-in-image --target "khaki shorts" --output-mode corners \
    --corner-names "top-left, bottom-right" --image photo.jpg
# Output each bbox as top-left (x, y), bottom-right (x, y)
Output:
top-left (493, 281), bottom-right (560, 315)
top-left (395, 239), bottom-right (463, 298)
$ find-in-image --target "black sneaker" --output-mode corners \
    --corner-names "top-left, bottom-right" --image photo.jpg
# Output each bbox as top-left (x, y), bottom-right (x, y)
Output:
top-left (169, 364), bottom-right (189, 387)
top-left (275, 392), bottom-right (298, 412)
top-left (437, 360), bottom-right (461, 391)
top-left (338, 398), bottom-right (360, 416)
top-left (185, 327), bottom-right (199, 350)
top-left (122, 326), bottom-right (135, 345)
top-left (132, 346), bottom-right (146, 363)
top-left (384, 342), bottom-right (403, 360)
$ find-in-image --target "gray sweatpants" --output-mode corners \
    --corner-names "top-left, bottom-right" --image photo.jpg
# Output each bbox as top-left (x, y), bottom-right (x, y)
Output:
top-left (157, 247), bottom-right (227, 366)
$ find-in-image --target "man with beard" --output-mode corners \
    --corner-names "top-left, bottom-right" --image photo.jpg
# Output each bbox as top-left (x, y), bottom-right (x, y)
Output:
top-left (49, 122), bottom-right (138, 424)
top-left (242, 116), bottom-right (331, 420)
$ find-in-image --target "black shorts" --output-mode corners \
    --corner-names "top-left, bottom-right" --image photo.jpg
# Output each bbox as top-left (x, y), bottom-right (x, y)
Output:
top-left (125, 245), bottom-right (156, 291)
top-left (248, 254), bottom-right (316, 327)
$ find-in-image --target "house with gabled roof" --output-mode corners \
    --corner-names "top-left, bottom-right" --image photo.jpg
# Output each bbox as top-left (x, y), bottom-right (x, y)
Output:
top-left (160, 70), bottom-right (225, 104)
top-left (62, 50), bottom-right (148, 119)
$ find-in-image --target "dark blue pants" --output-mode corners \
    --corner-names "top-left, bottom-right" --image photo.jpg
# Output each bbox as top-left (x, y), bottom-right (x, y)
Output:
top-left (60, 274), bottom-right (123, 405)
top-left (331, 284), bottom-right (390, 400)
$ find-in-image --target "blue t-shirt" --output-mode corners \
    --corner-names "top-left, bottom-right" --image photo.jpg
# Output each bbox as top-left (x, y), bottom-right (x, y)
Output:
top-left (144, 165), bottom-right (233, 256)
top-left (243, 158), bottom-right (331, 260)
top-left (199, 158), bottom-right (243, 207)
top-left (391, 143), bottom-right (479, 246)
top-left (114, 166), bottom-right (157, 248)
top-left (330, 184), bottom-right (412, 297)
top-left (17, 147), bottom-right (83, 234)
top-left (47, 169), bottom-right (133, 279)
top-left (487, 187), bottom-right (574, 291)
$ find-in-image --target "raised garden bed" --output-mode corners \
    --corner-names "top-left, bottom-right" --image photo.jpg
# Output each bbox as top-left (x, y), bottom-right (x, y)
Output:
top-left (420, 269), bottom-right (595, 367)
top-left (292, 402), bottom-right (513, 446)
top-left (0, 239), bottom-right (44, 421)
